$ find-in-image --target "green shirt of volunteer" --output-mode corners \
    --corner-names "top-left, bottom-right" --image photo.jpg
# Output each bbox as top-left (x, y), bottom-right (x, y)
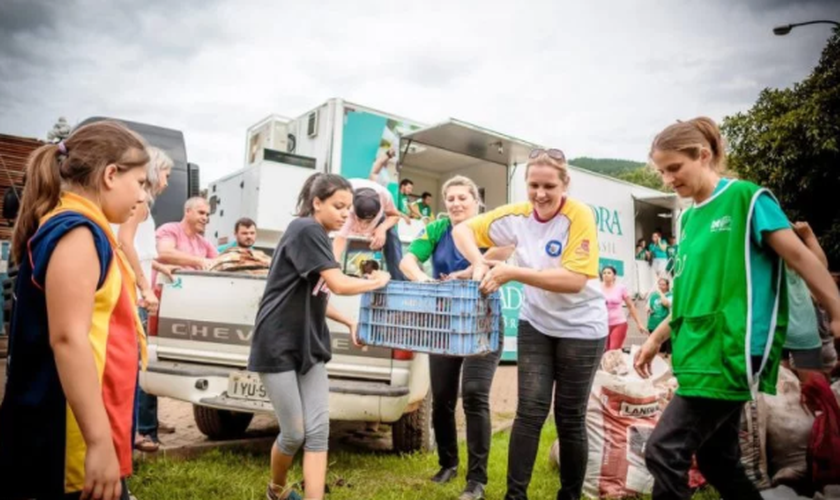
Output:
top-left (647, 291), bottom-right (672, 331)
top-left (414, 201), bottom-right (433, 219)
top-left (670, 178), bottom-right (789, 400)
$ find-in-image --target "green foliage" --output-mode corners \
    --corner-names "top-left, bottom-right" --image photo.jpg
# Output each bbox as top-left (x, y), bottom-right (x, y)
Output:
top-left (617, 167), bottom-right (666, 191)
top-left (570, 157), bottom-right (666, 191)
top-left (722, 30), bottom-right (840, 268)
top-left (570, 157), bottom-right (646, 176)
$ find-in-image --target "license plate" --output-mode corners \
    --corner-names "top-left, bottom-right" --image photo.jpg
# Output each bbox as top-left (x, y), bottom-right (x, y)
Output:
top-left (227, 372), bottom-right (269, 401)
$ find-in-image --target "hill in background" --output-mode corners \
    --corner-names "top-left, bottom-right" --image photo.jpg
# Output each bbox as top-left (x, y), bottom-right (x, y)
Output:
top-left (569, 157), bottom-right (665, 192)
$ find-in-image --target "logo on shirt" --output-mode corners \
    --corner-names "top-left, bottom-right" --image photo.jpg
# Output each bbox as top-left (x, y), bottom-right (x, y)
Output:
top-left (710, 215), bottom-right (732, 233)
top-left (576, 239), bottom-right (591, 257)
top-left (545, 240), bottom-right (563, 257)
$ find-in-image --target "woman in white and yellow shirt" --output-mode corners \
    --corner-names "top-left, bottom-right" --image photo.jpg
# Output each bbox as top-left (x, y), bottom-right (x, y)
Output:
top-left (453, 149), bottom-right (607, 500)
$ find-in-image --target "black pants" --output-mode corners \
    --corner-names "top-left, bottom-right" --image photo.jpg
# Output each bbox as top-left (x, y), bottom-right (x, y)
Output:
top-left (430, 340), bottom-right (502, 485)
top-left (645, 395), bottom-right (762, 500)
top-left (506, 321), bottom-right (605, 500)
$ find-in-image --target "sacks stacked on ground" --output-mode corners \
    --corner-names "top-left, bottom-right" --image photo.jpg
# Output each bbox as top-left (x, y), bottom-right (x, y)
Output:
top-left (209, 247), bottom-right (272, 276)
top-left (764, 367), bottom-right (815, 488)
top-left (548, 350), bottom-right (705, 498)
top-left (549, 350), bottom-right (780, 498)
top-left (741, 398), bottom-right (771, 490)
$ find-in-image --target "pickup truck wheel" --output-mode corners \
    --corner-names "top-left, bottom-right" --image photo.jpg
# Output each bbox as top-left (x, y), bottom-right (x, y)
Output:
top-left (391, 390), bottom-right (435, 453)
top-left (193, 405), bottom-right (254, 439)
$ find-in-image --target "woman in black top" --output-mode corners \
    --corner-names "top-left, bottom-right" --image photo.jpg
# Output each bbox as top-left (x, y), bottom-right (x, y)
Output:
top-left (248, 173), bottom-right (390, 500)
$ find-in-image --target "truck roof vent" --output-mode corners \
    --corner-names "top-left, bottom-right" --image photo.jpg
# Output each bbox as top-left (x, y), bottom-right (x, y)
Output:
top-left (307, 111), bottom-right (319, 138)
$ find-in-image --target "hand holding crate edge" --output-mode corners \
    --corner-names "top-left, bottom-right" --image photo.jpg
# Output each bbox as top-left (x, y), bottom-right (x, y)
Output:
top-left (357, 280), bottom-right (502, 357)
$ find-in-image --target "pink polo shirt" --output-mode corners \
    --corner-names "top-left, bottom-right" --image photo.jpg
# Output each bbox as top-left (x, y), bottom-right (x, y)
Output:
top-left (155, 222), bottom-right (218, 270)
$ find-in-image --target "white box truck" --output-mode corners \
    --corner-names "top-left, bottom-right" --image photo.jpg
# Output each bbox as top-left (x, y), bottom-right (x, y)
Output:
top-left (142, 99), bottom-right (684, 442)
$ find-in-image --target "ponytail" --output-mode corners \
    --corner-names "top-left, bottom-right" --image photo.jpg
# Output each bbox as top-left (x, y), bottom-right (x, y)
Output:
top-left (11, 120), bottom-right (149, 265)
top-left (12, 145), bottom-right (63, 264)
top-left (650, 116), bottom-right (728, 173)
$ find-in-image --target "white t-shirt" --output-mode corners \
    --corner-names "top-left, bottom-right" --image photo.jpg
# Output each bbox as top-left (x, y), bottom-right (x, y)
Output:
top-left (467, 198), bottom-right (607, 339)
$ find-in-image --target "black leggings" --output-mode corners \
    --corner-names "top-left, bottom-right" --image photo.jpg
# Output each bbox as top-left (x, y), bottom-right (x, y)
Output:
top-left (505, 321), bottom-right (605, 500)
top-left (429, 340), bottom-right (502, 485)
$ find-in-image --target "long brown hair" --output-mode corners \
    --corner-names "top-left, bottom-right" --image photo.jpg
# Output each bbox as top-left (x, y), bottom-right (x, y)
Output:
top-left (649, 117), bottom-right (727, 173)
top-left (12, 121), bottom-right (149, 264)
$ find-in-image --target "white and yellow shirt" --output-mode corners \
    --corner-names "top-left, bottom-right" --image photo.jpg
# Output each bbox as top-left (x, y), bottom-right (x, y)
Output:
top-left (467, 198), bottom-right (607, 339)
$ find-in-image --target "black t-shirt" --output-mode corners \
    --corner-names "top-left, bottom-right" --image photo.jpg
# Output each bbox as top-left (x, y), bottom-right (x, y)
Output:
top-left (248, 217), bottom-right (340, 374)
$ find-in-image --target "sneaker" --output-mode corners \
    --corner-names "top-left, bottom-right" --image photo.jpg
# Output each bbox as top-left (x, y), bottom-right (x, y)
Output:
top-left (266, 484), bottom-right (302, 500)
top-left (430, 466), bottom-right (458, 484)
top-left (459, 481), bottom-right (485, 500)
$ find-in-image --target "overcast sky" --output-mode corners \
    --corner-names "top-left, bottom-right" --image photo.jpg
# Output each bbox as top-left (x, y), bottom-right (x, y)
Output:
top-left (1, 0), bottom-right (837, 184)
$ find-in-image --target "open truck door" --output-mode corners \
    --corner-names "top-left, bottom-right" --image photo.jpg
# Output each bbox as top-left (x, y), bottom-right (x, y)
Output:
top-left (396, 119), bottom-right (538, 361)
top-left (631, 192), bottom-right (685, 299)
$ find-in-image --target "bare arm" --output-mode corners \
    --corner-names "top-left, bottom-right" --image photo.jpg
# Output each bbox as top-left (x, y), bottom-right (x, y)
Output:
top-left (400, 253), bottom-right (432, 282)
top-left (634, 314), bottom-right (673, 378)
top-left (320, 268), bottom-right (389, 296)
top-left (332, 236), bottom-right (348, 263)
top-left (794, 222), bottom-right (829, 268)
top-left (453, 222), bottom-right (488, 265)
top-left (46, 228), bottom-right (122, 497)
top-left (624, 295), bottom-right (646, 331)
top-left (378, 215), bottom-right (400, 232)
top-left (503, 266), bottom-right (588, 294)
top-left (326, 302), bottom-right (354, 327)
top-left (767, 229), bottom-right (840, 330)
top-left (368, 151), bottom-right (392, 181)
top-left (117, 204), bottom-right (149, 293)
top-left (659, 293), bottom-right (672, 308)
top-left (156, 239), bottom-right (208, 269)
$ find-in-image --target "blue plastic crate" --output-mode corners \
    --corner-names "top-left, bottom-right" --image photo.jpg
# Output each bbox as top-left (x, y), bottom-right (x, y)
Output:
top-left (358, 280), bottom-right (501, 357)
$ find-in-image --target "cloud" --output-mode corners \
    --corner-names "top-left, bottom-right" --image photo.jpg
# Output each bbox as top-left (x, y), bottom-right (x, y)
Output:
top-left (0, 0), bottom-right (837, 184)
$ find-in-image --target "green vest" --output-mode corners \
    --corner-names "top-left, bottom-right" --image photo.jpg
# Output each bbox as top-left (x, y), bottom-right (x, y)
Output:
top-left (670, 180), bottom-right (788, 401)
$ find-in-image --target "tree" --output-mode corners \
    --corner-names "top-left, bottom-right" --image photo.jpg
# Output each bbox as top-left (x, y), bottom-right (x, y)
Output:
top-left (722, 29), bottom-right (840, 268)
top-left (46, 117), bottom-right (71, 143)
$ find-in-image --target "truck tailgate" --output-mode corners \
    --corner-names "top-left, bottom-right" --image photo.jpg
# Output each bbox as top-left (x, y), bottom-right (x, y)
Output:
top-left (152, 271), bottom-right (393, 381)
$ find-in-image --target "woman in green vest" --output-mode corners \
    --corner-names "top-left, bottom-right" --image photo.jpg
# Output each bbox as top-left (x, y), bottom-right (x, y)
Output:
top-left (634, 117), bottom-right (840, 500)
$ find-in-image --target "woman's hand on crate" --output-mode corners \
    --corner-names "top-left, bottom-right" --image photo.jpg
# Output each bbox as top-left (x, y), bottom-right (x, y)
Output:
top-left (366, 270), bottom-right (391, 288)
top-left (442, 268), bottom-right (472, 281)
top-left (479, 260), bottom-right (514, 294)
top-left (471, 260), bottom-right (490, 282)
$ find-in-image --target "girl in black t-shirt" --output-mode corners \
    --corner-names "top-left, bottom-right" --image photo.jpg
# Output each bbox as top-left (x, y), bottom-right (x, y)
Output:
top-left (249, 173), bottom-right (390, 500)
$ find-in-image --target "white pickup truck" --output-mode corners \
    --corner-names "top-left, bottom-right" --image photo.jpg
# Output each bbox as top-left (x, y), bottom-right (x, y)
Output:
top-left (140, 239), bottom-right (434, 452)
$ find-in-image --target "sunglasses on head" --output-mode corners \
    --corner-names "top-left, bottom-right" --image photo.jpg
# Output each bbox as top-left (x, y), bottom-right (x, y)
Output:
top-left (529, 148), bottom-right (566, 162)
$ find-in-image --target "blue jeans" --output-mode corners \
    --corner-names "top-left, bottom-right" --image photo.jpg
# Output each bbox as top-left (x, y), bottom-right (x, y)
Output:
top-left (380, 219), bottom-right (405, 281)
top-left (135, 307), bottom-right (159, 439)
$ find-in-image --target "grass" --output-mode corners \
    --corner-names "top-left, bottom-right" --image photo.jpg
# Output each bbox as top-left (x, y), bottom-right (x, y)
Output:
top-left (128, 423), bottom-right (720, 499)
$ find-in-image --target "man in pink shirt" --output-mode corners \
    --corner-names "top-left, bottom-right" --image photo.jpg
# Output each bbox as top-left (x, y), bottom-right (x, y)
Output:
top-left (332, 178), bottom-right (405, 280)
top-left (156, 197), bottom-right (218, 271)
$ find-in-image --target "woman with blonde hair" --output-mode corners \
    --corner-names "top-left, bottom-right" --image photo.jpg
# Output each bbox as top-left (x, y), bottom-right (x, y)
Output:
top-left (114, 146), bottom-right (179, 452)
top-left (401, 175), bottom-right (508, 500)
top-left (453, 149), bottom-right (607, 500)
